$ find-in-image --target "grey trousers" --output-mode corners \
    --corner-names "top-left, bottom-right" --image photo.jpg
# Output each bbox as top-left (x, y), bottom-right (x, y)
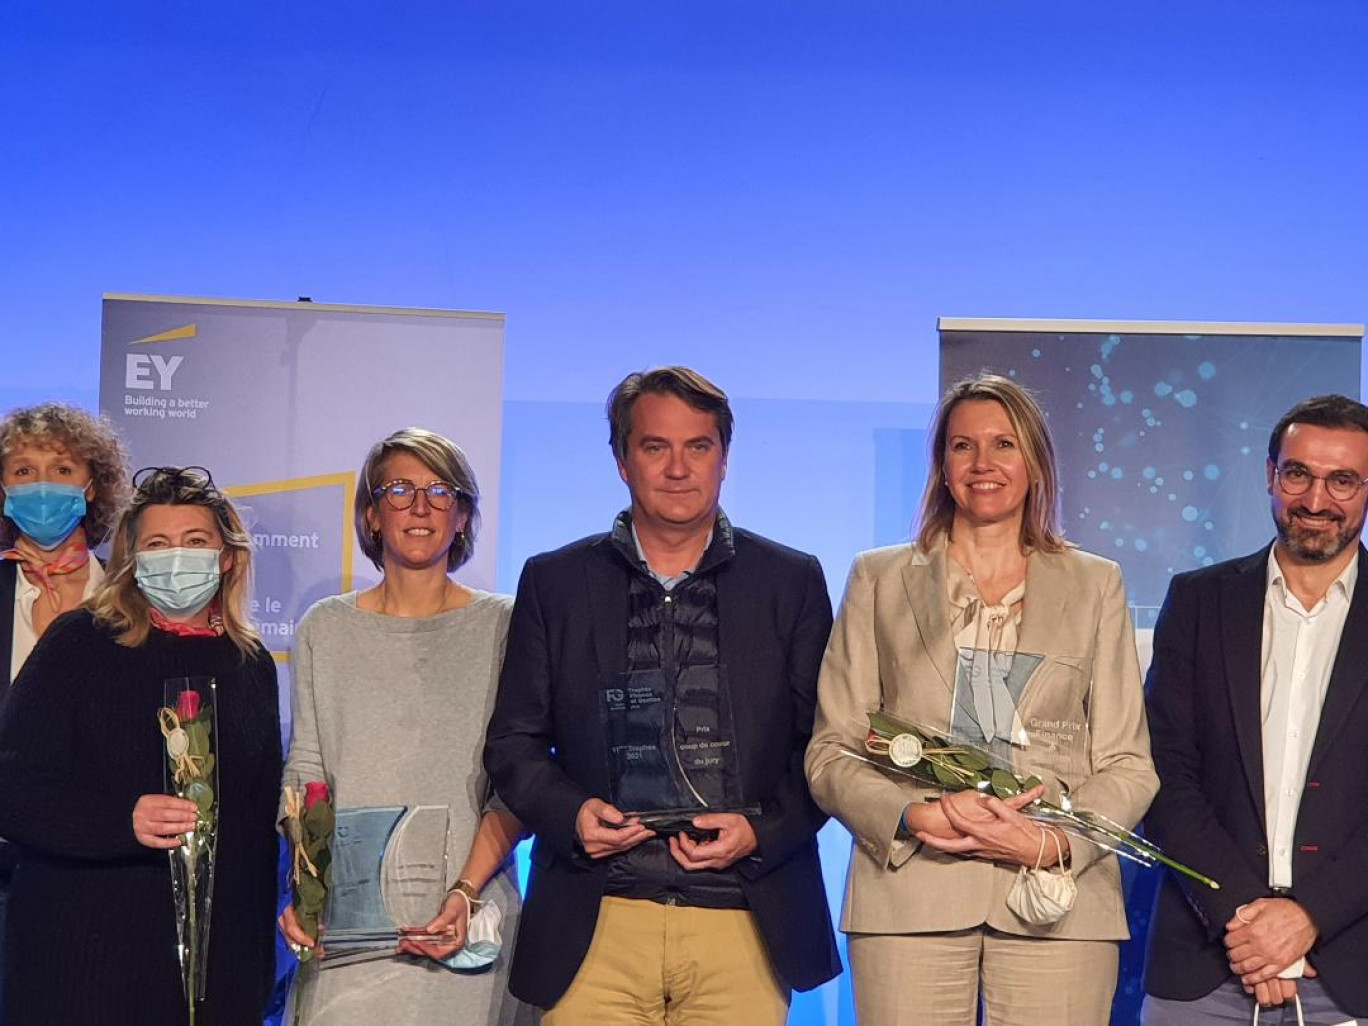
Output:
top-left (1142, 977), bottom-right (1359, 1026)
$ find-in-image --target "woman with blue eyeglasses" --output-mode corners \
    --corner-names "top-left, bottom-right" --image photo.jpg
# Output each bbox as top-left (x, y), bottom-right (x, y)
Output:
top-left (278, 428), bottom-right (532, 1026)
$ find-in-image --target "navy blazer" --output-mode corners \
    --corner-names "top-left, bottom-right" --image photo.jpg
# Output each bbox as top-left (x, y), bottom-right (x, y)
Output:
top-left (1143, 545), bottom-right (1368, 1015)
top-left (483, 525), bottom-right (842, 1009)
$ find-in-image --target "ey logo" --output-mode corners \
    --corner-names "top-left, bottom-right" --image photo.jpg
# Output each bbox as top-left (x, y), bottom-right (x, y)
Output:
top-left (125, 323), bottom-right (196, 391)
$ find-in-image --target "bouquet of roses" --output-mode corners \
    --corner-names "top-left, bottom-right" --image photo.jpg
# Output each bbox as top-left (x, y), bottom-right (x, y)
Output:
top-left (159, 678), bottom-right (219, 1025)
top-left (846, 710), bottom-right (1220, 891)
top-left (282, 780), bottom-right (335, 960)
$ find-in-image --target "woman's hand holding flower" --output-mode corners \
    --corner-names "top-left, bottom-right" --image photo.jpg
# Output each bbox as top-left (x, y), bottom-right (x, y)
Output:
top-left (276, 903), bottom-right (319, 955)
top-left (914, 786), bottom-right (1063, 867)
top-left (132, 794), bottom-right (198, 849)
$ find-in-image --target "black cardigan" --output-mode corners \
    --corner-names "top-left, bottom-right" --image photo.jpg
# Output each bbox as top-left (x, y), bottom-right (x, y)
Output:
top-left (0, 610), bottom-right (282, 1025)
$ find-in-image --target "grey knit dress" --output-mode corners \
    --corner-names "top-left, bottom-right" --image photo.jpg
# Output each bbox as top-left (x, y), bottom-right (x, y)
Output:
top-left (283, 591), bottom-right (534, 1026)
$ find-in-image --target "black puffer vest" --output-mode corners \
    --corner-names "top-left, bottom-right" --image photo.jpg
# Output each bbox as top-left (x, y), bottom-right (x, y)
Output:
top-left (602, 511), bottom-right (748, 909)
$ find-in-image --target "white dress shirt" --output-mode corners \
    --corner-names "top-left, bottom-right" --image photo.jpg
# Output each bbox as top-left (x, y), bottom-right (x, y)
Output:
top-left (1259, 547), bottom-right (1357, 889)
top-left (9, 559), bottom-right (105, 682)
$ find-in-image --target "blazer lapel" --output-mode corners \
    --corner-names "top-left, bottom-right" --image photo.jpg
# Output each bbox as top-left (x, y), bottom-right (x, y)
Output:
top-left (1017, 549), bottom-right (1072, 660)
top-left (583, 540), bottom-right (629, 682)
top-left (901, 544), bottom-right (959, 696)
top-left (715, 556), bottom-right (762, 782)
top-left (1221, 548), bottom-right (1270, 828)
top-left (0, 561), bottom-right (15, 691)
top-left (1306, 547), bottom-right (1368, 780)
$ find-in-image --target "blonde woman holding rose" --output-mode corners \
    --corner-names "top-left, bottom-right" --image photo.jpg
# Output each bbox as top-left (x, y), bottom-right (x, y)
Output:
top-left (805, 375), bottom-right (1158, 1025)
top-left (0, 466), bottom-right (281, 1025)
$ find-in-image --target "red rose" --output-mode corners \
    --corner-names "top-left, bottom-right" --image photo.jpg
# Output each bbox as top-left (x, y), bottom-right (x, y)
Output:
top-left (177, 689), bottom-right (201, 722)
top-left (304, 781), bottom-right (331, 810)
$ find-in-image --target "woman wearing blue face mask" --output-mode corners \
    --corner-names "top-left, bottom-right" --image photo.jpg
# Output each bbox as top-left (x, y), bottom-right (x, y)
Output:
top-left (0, 402), bottom-right (129, 1020)
top-left (0, 465), bottom-right (282, 1025)
top-left (0, 403), bottom-right (130, 688)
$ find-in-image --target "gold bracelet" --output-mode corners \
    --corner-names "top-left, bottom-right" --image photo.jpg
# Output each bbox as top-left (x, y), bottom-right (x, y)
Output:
top-left (448, 878), bottom-right (483, 909)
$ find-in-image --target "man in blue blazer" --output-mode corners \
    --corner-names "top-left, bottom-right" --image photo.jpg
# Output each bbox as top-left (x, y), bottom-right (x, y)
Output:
top-left (1143, 394), bottom-right (1368, 1023)
top-left (484, 366), bottom-right (840, 1023)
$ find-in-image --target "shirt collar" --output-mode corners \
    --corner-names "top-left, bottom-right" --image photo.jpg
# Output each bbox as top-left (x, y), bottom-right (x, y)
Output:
top-left (610, 508), bottom-right (735, 580)
top-left (15, 556), bottom-right (105, 600)
top-left (1266, 545), bottom-right (1359, 613)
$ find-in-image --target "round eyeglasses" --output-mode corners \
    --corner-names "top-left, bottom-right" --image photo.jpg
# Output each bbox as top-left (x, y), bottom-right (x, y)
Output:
top-left (1274, 464), bottom-right (1368, 502)
top-left (372, 479), bottom-right (464, 511)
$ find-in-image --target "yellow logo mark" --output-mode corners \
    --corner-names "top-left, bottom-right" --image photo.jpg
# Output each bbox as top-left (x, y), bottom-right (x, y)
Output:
top-left (223, 472), bottom-right (356, 664)
top-left (131, 324), bottom-right (197, 344)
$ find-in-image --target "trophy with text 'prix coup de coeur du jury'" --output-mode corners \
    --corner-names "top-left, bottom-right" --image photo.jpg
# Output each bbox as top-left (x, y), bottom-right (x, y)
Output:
top-left (600, 664), bottom-right (759, 840)
top-left (294, 799), bottom-right (452, 968)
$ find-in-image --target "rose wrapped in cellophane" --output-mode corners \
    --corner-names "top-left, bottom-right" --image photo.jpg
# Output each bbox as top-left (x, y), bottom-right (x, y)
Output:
top-left (159, 677), bottom-right (220, 1026)
top-left (283, 780), bottom-right (335, 961)
top-left (843, 710), bottom-right (1219, 891)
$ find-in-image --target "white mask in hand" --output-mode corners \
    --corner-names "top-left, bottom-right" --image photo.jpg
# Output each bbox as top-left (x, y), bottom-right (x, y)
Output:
top-left (1007, 828), bottom-right (1077, 925)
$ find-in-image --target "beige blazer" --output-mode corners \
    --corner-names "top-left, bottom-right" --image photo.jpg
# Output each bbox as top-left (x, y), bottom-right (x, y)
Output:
top-left (804, 540), bottom-right (1158, 941)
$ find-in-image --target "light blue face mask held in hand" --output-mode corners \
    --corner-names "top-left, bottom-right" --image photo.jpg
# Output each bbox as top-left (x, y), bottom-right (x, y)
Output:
top-left (3, 482), bottom-right (88, 550)
top-left (134, 547), bottom-right (222, 617)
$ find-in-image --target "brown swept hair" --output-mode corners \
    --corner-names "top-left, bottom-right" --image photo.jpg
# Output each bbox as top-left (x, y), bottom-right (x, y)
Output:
top-left (915, 373), bottom-right (1065, 554)
top-left (0, 402), bottom-right (131, 547)
top-left (90, 467), bottom-right (260, 658)
top-left (606, 366), bottom-right (733, 460)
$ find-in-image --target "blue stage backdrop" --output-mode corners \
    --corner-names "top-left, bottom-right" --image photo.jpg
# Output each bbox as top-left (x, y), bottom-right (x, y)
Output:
top-left (939, 317), bottom-right (1363, 1024)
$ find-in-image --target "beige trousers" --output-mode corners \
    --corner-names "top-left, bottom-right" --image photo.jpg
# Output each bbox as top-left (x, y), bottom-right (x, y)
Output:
top-left (848, 928), bottom-right (1118, 1026)
top-left (545, 897), bottom-right (790, 1026)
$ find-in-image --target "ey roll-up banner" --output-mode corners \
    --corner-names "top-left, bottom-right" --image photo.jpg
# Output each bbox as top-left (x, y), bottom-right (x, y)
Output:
top-left (99, 293), bottom-right (505, 731)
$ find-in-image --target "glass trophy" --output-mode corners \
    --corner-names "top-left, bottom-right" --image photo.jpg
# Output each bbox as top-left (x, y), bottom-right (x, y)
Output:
top-left (599, 664), bottom-right (759, 837)
top-left (317, 804), bottom-right (450, 968)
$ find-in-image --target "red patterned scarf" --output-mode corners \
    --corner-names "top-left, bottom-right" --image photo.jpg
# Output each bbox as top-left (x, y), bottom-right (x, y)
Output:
top-left (148, 603), bottom-right (225, 638)
top-left (1, 529), bottom-right (91, 612)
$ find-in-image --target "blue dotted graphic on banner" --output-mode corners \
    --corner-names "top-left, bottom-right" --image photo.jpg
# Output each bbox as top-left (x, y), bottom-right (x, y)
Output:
top-left (942, 325), bottom-right (1359, 1025)
top-left (942, 329), bottom-right (1360, 624)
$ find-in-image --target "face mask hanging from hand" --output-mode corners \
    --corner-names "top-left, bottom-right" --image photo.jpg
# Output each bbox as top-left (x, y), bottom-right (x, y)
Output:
top-left (3, 482), bottom-right (88, 550)
top-left (135, 548), bottom-right (222, 617)
top-left (1006, 827), bottom-right (1077, 926)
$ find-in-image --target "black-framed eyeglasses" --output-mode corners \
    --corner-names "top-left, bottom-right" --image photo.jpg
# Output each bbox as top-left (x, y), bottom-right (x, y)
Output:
top-left (372, 478), bottom-right (464, 511)
top-left (133, 465), bottom-right (218, 494)
top-left (1274, 463), bottom-right (1368, 502)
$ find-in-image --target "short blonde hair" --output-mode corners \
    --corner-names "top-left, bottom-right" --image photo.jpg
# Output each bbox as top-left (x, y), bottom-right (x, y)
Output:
top-left (90, 467), bottom-right (260, 658)
top-left (915, 373), bottom-right (1065, 554)
top-left (0, 403), bottom-right (131, 546)
top-left (354, 428), bottom-right (481, 573)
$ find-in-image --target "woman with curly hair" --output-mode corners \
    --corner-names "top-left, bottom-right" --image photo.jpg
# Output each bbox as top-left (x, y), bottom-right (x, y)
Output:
top-left (0, 402), bottom-right (129, 1019)
top-left (0, 402), bottom-right (130, 685)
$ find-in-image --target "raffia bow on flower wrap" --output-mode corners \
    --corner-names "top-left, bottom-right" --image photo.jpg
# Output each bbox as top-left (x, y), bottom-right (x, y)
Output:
top-left (159, 677), bottom-right (219, 1026)
top-left (844, 709), bottom-right (1220, 891)
top-left (283, 781), bottom-right (335, 961)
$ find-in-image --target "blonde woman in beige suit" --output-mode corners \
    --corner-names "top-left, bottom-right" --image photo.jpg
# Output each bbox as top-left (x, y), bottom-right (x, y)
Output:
top-left (806, 374), bottom-right (1158, 1026)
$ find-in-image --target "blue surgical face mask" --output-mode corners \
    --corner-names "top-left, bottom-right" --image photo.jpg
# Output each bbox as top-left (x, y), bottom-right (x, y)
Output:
top-left (3, 482), bottom-right (89, 550)
top-left (134, 548), bottom-right (223, 618)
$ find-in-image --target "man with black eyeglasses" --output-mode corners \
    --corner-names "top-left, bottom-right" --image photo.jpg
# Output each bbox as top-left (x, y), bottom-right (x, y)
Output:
top-left (1143, 394), bottom-right (1368, 1024)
